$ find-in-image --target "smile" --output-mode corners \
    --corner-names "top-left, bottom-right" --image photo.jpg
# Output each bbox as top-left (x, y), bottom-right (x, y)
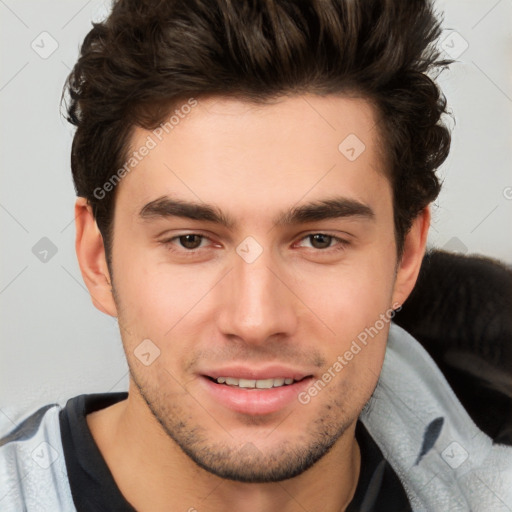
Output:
top-left (200, 374), bottom-right (314, 415)
top-left (212, 377), bottom-right (299, 389)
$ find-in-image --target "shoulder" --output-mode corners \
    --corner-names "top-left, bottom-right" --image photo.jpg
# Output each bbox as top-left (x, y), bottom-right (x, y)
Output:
top-left (0, 402), bottom-right (76, 511)
top-left (361, 323), bottom-right (512, 510)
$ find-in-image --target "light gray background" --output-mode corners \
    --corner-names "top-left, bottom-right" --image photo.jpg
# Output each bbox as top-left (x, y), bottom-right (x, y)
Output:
top-left (1, 0), bottom-right (511, 431)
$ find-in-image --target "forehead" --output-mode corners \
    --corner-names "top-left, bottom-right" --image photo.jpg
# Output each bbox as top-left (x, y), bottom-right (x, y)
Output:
top-left (116, 94), bottom-right (389, 221)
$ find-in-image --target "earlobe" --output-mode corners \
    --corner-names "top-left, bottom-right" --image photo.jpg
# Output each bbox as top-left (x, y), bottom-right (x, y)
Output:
top-left (74, 197), bottom-right (118, 317)
top-left (391, 207), bottom-right (431, 307)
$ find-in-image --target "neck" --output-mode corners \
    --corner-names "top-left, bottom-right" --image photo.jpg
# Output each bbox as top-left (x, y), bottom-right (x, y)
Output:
top-left (87, 389), bottom-right (361, 512)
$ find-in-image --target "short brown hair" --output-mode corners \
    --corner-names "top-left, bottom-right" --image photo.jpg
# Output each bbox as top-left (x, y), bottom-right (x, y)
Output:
top-left (64, 0), bottom-right (451, 260)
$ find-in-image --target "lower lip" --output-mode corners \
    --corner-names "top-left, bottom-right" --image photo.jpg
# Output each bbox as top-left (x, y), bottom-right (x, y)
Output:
top-left (199, 376), bottom-right (314, 415)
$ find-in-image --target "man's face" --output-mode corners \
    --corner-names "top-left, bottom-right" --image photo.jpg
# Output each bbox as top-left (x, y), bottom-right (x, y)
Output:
top-left (108, 95), bottom-right (401, 482)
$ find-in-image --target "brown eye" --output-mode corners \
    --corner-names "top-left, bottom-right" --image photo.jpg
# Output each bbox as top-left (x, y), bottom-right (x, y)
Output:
top-left (179, 234), bottom-right (203, 249)
top-left (309, 234), bottom-right (333, 249)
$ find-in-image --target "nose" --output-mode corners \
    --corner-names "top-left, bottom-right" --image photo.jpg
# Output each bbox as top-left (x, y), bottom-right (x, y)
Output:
top-left (216, 246), bottom-right (298, 345)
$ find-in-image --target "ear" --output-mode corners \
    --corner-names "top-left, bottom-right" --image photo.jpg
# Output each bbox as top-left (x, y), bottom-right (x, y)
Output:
top-left (391, 206), bottom-right (430, 307)
top-left (75, 197), bottom-right (118, 317)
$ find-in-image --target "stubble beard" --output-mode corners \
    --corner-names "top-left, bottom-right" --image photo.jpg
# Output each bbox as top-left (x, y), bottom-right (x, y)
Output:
top-left (128, 364), bottom-right (357, 483)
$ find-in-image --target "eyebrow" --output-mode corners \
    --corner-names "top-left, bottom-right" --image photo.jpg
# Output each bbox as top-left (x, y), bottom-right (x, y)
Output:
top-left (139, 196), bottom-right (375, 228)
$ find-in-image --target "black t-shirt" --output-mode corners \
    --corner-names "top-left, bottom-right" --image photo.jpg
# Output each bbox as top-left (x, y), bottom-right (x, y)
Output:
top-left (59, 393), bottom-right (411, 511)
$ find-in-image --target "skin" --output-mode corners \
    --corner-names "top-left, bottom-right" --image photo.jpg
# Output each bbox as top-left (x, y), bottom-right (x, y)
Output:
top-left (76, 94), bottom-right (429, 512)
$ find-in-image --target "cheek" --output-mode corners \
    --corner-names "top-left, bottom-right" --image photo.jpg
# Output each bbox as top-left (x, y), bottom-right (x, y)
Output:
top-left (112, 245), bottom-right (218, 342)
top-left (290, 249), bottom-right (395, 396)
top-left (293, 257), bottom-right (396, 340)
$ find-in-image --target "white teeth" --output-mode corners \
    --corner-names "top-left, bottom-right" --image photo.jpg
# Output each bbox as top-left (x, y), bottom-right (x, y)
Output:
top-left (238, 378), bottom-right (256, 388)
top-left (256, 378), bottom-right (274, 389)
top-left (215, 377), bottom-right (297, 388)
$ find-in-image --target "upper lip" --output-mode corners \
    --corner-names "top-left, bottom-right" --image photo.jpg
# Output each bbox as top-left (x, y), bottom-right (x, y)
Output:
top-left (202, 365), bottom-right (313, 381)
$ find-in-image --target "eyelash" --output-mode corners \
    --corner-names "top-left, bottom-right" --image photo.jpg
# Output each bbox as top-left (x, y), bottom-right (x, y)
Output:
top-left (160, 233), bottom-right (350, 256)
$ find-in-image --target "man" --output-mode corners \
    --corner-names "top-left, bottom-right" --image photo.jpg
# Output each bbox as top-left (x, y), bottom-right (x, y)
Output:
top-left (1, 0), bottom-right (511, 510)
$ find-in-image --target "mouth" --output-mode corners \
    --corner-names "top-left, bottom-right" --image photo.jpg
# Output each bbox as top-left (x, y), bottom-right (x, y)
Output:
top-left (199, 372), bottom-right (314, 415)
top-left (205, 375), bottom-right (309, 389)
